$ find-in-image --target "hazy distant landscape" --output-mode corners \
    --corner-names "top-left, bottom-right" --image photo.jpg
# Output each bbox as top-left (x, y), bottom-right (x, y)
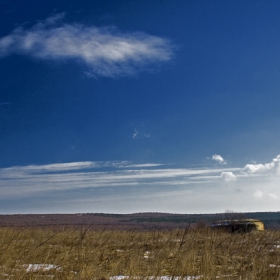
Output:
top-left (1, 212), bottom-right (280, 229)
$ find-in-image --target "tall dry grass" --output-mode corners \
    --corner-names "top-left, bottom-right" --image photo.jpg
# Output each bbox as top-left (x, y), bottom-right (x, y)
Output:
top-left (0, 226), bottom-right (280, 279)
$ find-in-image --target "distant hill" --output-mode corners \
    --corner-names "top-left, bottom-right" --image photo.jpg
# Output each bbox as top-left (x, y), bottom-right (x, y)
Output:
top-left (0, 212), bottom-right (279, 229)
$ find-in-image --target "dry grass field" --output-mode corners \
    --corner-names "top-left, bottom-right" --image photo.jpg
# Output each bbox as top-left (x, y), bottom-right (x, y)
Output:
top-left (1, 226), bottom-right (280, 279)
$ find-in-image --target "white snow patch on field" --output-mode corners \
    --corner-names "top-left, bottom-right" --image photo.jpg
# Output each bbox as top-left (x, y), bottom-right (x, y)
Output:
top-left (110, 276), bottom-right (202, 280)
top-left (25, 264), bottom-right (61, 272)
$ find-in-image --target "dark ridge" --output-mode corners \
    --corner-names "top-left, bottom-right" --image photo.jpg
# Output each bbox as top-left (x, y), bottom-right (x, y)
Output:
top-left (0, 212), bottom-right (279, 230)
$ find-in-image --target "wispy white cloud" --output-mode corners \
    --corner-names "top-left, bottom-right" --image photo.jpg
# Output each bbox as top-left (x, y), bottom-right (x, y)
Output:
top-left (269, 193), bottom-right (278, 199)
top-left (132, 129), bottom-right (151, 139)
top-left (212, 154), bottom-right (227, 165)
top-left (132, 129), bottom-right (139, 139)
top-left (0, 161), bottom-right (97, 176)
top-left (0, 161), bottom-right (152, 177)
top-left (0, 13), bottom-right (174, 77)
top-left (0, 160), bottom-right (237, 199)
top-left (3, 156), bottom-right (280, 199)
top-left (123, 163), bottom-right (163, 168)
top-left (253, 190), bottom-right (263, 198)
top-left (253, 190), bottom-right (279, 200)
top-left (1, 155), bottom-right (280, 213)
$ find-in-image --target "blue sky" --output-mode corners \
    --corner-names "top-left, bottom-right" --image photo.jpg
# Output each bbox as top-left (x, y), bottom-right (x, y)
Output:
top-left (0, 0), bottom-right (280, 214)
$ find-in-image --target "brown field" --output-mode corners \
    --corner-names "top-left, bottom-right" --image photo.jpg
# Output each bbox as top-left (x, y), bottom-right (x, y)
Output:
top-left (1, 225), bottom-right (280, 279)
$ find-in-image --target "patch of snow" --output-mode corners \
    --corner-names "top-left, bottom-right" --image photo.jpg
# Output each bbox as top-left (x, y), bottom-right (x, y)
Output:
top-left (144, 251), bottom-right (150, 259)
top-left (269, 264), bottom-right (280, 268)
top-left (25, 264), bottom-right (61, 272)
top-left (109, 276), bottom-right (202, 280)
top-left (109, 276), bottom-right (237, 279)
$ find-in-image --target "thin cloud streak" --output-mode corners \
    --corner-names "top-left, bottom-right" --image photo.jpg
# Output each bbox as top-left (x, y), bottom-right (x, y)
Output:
top-left (0, 161), bottom-right (241, 198)
top-left (1, 155), bottom-right (280, 213)
top-left (0, 14), bottom-right (174, 77)
top-left (0, 160), bottom-right (153, 176)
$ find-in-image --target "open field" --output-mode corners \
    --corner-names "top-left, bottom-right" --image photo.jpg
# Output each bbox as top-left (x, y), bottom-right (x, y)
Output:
top-left (1, 226), bottom-right (280, 279)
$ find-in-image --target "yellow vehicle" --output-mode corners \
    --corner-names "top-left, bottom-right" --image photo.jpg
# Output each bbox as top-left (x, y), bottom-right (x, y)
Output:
top-left (211, 219), bottom-right (264, 233)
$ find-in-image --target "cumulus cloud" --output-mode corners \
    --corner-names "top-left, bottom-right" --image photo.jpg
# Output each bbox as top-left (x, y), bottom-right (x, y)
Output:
top-left (212, 154), bottom-right (227, 165)
top-left (244, 155), bottom-right (280, 174)
top-left (217, 154), bottom-right (280, 185)
top-left (0, 13), bottom-right (173, 77)
top-left (221, 172), bottom-right (236, 182)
